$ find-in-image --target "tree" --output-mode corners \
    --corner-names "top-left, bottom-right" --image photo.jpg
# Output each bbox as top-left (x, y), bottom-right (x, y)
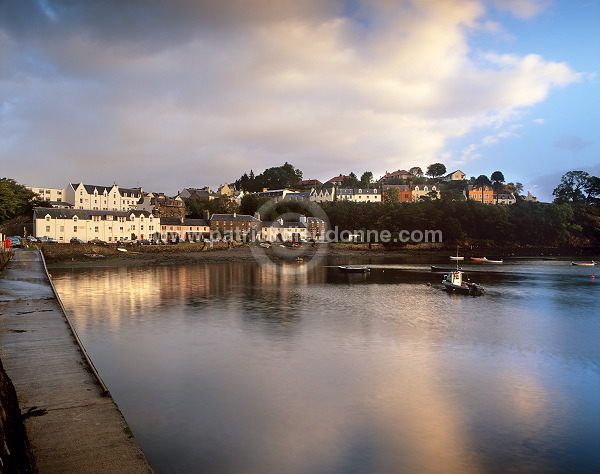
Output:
top-left (382, 187), bottom-right (400, 203)
top-left (584, 176), bottom-right (600, 205)
top-left (426, 163), bottom-right (447, 179)
top-left (491, 171), bottom-right (505, 204)
top-left (552, 171), bottom-right (591, 204)
top-left (474, 175), bottom-right (492, 202)
top-left (360, 171), bottom-right (373, 188)
top-left (341, 173), bottom-right (360, 189)
top-left (0, 178), bottom-right (38, 223)
top-left (409, 167), bottom-right (423, 177)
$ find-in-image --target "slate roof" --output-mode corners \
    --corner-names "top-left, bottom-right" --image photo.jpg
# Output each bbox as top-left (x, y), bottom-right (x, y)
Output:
top-left (210, 214), bottom-right (261, 222)
top-left (33, 208), bottom-right (152, 221)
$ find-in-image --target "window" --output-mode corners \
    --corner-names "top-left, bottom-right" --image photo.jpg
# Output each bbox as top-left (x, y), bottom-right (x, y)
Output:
top-left (45, 216), bottom-right (50, 221)
top-left (132, 225), bottom-right (136, 230)
top-left (95, 227), bottom-right (99, 232)
top-left (60, 226), bottom-right (64, 232)
top-left (46, 226), bottom-right (50, 232)
top-left (93, 216), bottom-right (100, 221)
top-left (141, 225), bottom-right (144, 230)
top-left (74, 226), bottom-right (77, 233)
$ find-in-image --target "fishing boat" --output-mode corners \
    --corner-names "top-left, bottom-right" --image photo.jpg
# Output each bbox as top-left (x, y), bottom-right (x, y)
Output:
top-left (471, 257), bottom-right (488, 262)
top-left (571, 261), bottom-right (597, 266)
top-left (338, 266), bottom-right (370, 273)
top-left (442, 270), bottom-right (484, 295)
top-left (484, 259), bottom-right (503, 264)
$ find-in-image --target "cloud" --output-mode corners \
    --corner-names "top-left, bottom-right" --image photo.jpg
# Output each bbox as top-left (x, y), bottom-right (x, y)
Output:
top-left (0, 0), bottom-right (584, 191)
top-left (553, 135), bottom-right (594, 152)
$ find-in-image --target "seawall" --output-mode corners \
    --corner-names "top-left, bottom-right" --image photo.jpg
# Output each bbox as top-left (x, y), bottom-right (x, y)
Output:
top-left (0, 249), bottom-right (153, 472)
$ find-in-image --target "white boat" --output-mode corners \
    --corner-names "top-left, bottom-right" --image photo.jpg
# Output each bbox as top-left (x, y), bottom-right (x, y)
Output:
top-left (450, 248), bottom-right (464, 260)
top-left (442, 270), bottom-right (484, 295)
top-left (571, 261), bottom-right (596, 266)
top-left (484, 259), bottom-right (503, 264)
top-left (117, 248), bottom-right (127, 252)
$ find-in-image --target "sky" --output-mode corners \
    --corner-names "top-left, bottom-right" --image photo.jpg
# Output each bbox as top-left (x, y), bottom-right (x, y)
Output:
top-left (1, 0), bottom-right (598, 202)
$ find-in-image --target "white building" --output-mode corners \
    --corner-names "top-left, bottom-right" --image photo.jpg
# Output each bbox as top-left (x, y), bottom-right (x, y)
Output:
top-left (33, 208), bottom-right (155, 243)
top-left (64, 182), bottom-right (143, 211)
top-left (494, 193), bottom-right (517, 205)
top-left (26, 186), bottom-right (70, 207)
top-left (337, 188), bottom-right (382, 202)
top-left (442, 170), bottom-right (467, 182)
top-left (309, 188), bottom-right (335, 202)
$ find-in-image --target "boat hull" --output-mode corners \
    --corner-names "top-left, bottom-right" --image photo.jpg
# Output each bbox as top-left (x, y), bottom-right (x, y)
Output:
top-left (339, 266), bottom-right (370, 273)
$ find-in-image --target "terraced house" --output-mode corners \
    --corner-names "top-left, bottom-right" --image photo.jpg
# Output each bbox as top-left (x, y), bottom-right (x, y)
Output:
top-left (33, 208), bottom-right (155, 243)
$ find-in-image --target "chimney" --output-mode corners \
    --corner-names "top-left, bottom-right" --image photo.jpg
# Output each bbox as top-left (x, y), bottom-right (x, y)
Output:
top-left (204, 210), bottom-right (210, 221)
top-left (233, 212), bottom-right (236, 218)
top-left (254, 212), bottom-right (261, 221)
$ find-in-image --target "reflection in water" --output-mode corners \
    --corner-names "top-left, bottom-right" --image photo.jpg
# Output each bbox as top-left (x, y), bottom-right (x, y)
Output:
top-left (52, 260), bottom-right (600, 473)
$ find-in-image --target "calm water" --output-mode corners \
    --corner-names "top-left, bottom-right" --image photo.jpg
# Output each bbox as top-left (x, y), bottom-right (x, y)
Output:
top-left (51, 255), bottom-right (600, 473)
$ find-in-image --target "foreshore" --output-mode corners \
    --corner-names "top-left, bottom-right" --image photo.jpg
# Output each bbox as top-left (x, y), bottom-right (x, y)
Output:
top-left (38, 241), bottom-right (599, 268)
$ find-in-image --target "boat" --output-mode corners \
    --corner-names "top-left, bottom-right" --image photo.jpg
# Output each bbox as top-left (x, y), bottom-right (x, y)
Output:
top-left (338, 266), bottom-right (370, 273)
top-left (471, 257), bottom-right (488, 262)
top-left (484, 259), bottom-right (503, 264)
top-left (84, 253), bottom-right (105, 258)
top-left (442, 270), bottom-right (484, 295)
top-left (450, 248), bottom-right (464, 260)
top-left (431, 265), bottom-right (462, 272)
top-left (571, 261), bottom-right (597, 266)
top-left (116, 248), bottom-right (127, 252)
top-left (259, 242), bottom-right (271, 248)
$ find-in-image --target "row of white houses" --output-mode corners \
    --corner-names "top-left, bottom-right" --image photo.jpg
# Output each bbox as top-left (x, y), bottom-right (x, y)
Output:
top-left (33, 208), bottom-right (326, 243)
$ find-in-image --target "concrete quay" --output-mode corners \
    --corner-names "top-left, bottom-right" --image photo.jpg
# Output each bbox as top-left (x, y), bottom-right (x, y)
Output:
top-left (0, 249), bottom-right (153, 473)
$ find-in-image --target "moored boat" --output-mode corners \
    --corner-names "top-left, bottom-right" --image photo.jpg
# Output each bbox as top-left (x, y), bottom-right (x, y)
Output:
top-left (471, 257), bottom-right (487, 262)
top-left (339, 266), bottom-right (370, 273)
top-left (571, 261), bottom-right (597, 266)
top-left (431, 265), bottom-right (462, 272)
top-left (484, 259), bottom-right (503, 264)
top-left (442, 271), bottom-right (484, 295)
top-left (450, 256), bottom-right (464, 260)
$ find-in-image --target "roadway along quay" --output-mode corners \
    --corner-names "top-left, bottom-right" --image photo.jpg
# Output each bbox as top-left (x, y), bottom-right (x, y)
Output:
top-left (0, 249), bottom-right (153, 473)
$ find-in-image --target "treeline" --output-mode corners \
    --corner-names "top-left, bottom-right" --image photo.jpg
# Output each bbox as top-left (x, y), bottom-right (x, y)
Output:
top-left (318, 200), bottom-right (599, 246)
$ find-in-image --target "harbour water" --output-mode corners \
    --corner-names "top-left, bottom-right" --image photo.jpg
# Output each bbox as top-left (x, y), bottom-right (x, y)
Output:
top-left (51, 255), bottom-right (600, 473)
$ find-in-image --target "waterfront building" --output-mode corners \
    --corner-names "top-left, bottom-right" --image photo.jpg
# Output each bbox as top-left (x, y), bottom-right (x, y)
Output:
top-left (33, 208), bottom-right (155, 242)
top-left (160, 217), bottom-right (210, 242)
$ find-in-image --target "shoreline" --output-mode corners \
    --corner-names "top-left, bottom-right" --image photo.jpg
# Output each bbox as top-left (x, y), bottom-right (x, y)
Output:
top-left (40, 242), bottom-right (599, 268)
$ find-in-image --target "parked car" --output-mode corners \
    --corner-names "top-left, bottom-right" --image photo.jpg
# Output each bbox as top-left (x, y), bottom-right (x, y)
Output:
top-left (8, 236), bottom-right (21, 248)
top-left (26, 236), bottom-right (38, 242)
top-left (37, 236), bottom-right (57, 243)
top-left (70, 237), bottom-right (85, 244)
top-left (88, 238), bottom-right (106, 245)
top-left (138, 239), bottom-right (151, 245)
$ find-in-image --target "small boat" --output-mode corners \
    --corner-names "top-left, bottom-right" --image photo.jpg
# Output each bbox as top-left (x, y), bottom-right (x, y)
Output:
top-left (431, 265), bottom-right (462, 272)
top-left (339, 266), bottom-right (370, 273)
top-left (450, 248), bottom-right (464, 260)
top-left (442, 270), bottom-right (484, 295)
top-left (571, 261), bottom-right (597, 266)
top-left (259, 242), bottom-right (271, 248)
top-left (484, 259), bottom-right (503, 264)
top-left (116, 248), bottom-right (127, 252)
top-left (471, 257), bottom-right (487, 262)
top-left (84, 253), bottom-right (105, 258)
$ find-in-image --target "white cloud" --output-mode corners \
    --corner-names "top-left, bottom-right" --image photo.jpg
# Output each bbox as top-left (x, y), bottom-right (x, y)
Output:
top-left (0, 0), bottom-right (585, 190)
